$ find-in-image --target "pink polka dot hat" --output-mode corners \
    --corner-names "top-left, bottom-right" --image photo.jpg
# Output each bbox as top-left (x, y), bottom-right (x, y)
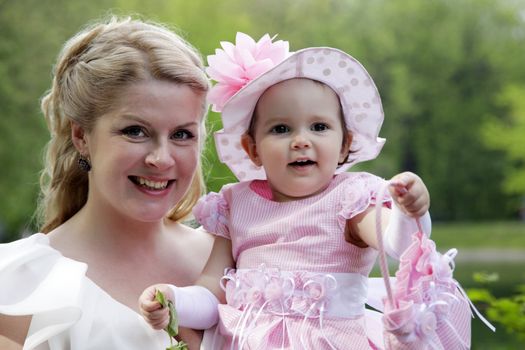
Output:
top-left (206, 32), bottom-right (386, 181)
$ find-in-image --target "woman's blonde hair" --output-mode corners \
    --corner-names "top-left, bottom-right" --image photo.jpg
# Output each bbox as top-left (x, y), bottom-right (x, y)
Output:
top-left (37, 16), bottom-right (209, 233)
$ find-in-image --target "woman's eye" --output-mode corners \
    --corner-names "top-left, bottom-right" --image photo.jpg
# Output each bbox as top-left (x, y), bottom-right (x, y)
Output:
top-left (270, 124), bottom-right (290, 134)
top-left (121, 125), bottom-right (146, 138)
top-left (312, 123), bottom-right (328, 132)
top-left (172, 129), bottom-right (194, 140)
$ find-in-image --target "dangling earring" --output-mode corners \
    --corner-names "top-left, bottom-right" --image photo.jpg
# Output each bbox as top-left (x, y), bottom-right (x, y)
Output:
top-left (78, 154), bottom-right (92, 172)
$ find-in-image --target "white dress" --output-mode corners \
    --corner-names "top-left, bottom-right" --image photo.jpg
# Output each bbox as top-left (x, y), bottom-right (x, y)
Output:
top-left (0, 234), bottom-right (170, 350)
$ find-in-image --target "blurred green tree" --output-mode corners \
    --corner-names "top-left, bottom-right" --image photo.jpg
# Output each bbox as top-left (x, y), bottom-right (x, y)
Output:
top-left (0, 0), bottom-right (118, 241)
top-left (468, 273), bottom-right (525, 343)
top-left (482, 85), bottom-right (525, 196)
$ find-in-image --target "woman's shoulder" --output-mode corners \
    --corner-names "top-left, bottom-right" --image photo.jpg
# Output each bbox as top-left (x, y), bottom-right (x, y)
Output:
top-left (164, 221), bottom-right (215, 279)
top-left (169, 221), bottom-right (215, 252)
top-left (167, 220), bottom-right (214, 240)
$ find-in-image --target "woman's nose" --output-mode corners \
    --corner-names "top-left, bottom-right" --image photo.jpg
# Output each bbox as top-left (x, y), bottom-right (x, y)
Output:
top-left (145, 142), bottom-right (175, 169)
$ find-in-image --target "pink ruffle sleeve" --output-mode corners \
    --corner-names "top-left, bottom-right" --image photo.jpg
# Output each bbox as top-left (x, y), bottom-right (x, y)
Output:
top-left (193, 191), bottom-right (231, 239)
top-left (336, 173), bottom-right (391, 228)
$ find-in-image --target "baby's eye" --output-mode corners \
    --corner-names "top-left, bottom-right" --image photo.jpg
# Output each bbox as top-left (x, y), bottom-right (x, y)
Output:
top-left (270, 124), bottom-right (290, 134)
top-left (311, 123), bottom-right (329, 132)
top-left (172, 129), bottom-right (195, 140)
top-left (121, 125), bottom-right (146, 138)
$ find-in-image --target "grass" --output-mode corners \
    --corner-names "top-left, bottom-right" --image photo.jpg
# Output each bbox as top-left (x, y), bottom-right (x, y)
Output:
top-left (431, 221), bottom-right (525, 249)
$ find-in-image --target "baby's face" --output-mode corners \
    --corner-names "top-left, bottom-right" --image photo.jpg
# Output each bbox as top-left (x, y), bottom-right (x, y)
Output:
top-left (247, 78), bottom-right (350, 202)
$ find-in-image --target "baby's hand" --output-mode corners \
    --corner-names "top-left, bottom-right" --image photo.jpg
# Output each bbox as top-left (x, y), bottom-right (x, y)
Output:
top-left (389, 172), bottom-right (430, 217)
top-left (138, 283), bottom-right (173, 330)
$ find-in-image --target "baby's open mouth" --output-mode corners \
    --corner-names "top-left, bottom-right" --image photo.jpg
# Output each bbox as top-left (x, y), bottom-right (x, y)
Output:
top-left (289, 159), bottom-right (316, 167)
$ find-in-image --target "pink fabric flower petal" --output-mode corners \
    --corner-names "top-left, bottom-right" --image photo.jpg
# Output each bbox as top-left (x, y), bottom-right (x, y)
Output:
top-left (206, 32), bottom-right (291, 112)
top-left (235, 32), bottom-right (257, 52)
top-left (208, 84), bottom-right (239, 113)
top-left (220, 41), bottom-right (235, 58)
top-left (206, 56), bottom-right (244, 83)
top-left (235, 47), bottom-right (257, 70)
top-left (258, 39), bottom-right (290, 63)
top-left (245, 59), bottom-right (275, 80)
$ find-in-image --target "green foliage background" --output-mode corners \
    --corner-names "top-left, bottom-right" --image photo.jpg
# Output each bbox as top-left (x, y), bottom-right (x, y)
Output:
top-left (1, 0), bottom-right (525, 237)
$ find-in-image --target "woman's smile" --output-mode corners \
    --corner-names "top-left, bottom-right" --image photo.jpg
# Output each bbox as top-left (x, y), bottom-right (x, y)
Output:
top-left (129, 176), bottom-right (174, 191)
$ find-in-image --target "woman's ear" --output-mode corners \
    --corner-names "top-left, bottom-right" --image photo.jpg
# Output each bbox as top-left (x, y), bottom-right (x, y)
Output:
top-left (71, 121), bottom-right (89, 154)
top-left (241, 133), bottom-right (262, 167)
top-left (339, 131), bottom-right (353, 163)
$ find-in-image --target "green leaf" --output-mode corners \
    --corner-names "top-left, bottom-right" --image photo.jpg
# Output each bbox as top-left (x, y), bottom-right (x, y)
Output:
top-left (154, 290), bottom-right (178, 338)
top-left (168, 341), bottom-right (188, 350)
top-left (155, 290), bottom-right (188, 350)
top-left (156, 289), bottom-right (167, 308)
top-left (165, 300), bottom-right (179, 339)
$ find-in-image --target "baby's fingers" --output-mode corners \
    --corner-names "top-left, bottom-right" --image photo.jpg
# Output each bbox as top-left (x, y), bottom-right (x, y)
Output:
top-left (143, 307), bottom-right (170, 328)
top-left (390, 172), bottom-right (416, 189)
top-left (139, 286), bottom-right (163, 313)
top-left (149, 315), bottom-right (170, 330)
top-left (389, 181), bottom-right (408, 197)
top-left (402, 195), bottom-right (429, 217)
top-left (141, 308), bottom-right (170, 330)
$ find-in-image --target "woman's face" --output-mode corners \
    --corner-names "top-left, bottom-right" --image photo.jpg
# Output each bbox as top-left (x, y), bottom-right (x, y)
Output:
top-left (81, 79), bottom-right (204, 223)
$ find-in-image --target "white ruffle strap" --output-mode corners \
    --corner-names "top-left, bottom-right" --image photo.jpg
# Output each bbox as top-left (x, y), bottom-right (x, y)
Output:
top-left (0, 234), bottom-right (86, 350)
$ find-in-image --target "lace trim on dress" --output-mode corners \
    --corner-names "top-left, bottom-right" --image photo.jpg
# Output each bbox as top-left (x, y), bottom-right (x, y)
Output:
top-left (220, 264), bottom-right (368, 349)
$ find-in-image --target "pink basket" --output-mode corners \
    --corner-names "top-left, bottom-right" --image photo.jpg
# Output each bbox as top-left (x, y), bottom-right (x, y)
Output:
top-left (374, 183), bottom-right (494, 350)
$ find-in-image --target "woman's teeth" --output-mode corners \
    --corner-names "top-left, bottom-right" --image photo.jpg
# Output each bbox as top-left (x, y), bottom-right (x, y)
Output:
top-left (137, 177), bottom-right (169, 190)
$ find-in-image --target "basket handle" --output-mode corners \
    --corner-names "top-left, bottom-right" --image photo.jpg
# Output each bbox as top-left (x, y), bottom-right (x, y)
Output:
top-left (374, 181), bottom-right (423, 309)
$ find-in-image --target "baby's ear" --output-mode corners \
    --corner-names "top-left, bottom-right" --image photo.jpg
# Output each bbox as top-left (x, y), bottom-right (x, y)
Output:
top-left (241, 133), bottom-right (262, 166)
top-left (339, 130), bottom-right (353, 163)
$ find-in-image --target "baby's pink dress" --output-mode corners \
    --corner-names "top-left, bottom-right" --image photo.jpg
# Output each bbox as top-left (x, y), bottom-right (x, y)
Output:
top-left (194, 172), bottom-right (389, 349)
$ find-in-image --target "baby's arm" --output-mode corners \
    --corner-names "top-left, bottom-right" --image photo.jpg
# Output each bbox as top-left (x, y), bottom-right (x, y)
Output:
top-left (138, 236), bottom-right (234, 330)
top-left (197, 236), bottom-right (235, 302)
top-left (347, 172), bottom-right (431, 257)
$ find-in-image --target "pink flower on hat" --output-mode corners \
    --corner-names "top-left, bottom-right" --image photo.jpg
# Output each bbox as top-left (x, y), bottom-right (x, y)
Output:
top-left (206, 32), bottom-right (290, 112)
